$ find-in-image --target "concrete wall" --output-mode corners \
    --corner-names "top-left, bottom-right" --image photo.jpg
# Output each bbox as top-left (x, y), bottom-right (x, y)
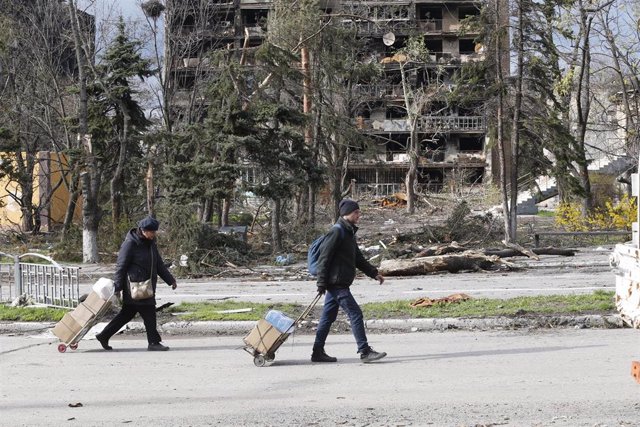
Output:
top-left (0, 152), bottom-right (81, 230)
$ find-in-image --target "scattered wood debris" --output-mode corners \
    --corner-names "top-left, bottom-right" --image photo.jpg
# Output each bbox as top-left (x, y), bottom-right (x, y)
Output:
top-left (375, 192), bottom-right (407, 208)
top-left (410, 293), bottom-right (472, 308)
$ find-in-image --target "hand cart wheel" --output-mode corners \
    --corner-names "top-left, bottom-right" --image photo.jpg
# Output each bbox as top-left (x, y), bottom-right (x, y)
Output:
top-left (253, 354), bottom-right (266, 367)
top-left (57, 344), bottom-right (67, 353)
top-left (69, 343), bottom-right (78, 350)
top-left (265, 353), bottom-right (275, 363)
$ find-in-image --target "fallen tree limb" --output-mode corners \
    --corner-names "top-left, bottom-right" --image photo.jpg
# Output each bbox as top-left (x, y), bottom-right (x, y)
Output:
top-left (379, 251), bottom-right (518, 276)
top-left (502, 240), bottom-right (540, 260)
top-left (415, 241), bottom-right (468, 257)
top-left (483, 247), bottom-right (576, 257)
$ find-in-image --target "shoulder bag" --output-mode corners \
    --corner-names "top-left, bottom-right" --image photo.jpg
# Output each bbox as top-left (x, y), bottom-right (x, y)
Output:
top-left (129, 245), bottom-right (155, 300)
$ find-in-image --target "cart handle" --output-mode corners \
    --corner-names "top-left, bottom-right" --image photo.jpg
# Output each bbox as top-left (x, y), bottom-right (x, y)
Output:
top-left (292, 292), bottom-right (323, 326)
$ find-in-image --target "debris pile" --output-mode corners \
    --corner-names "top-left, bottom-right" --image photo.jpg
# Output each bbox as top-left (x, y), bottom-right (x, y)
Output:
top-left (410, 293), bottom-right (472, 308)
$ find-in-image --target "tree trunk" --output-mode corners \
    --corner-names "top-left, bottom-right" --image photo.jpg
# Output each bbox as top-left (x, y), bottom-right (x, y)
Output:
top-left (380, 252), bottom-right (516, 276)
top-left (399, 64), bottom-right (418, 214)
top-left (111, 106), bottom-right (129, 225)
top-left (406, 129), bottom-right (418, 214)
top-left (62, 174), bottom-right (80, 236)
top-left (509, 0), bottom-right (524, 241)
top-left (494, 0), bottom-right (511, 243)
top-left (68, 0), bottom-right (100, 262)
top-left (299, 44), bottom-right (312, 224)
top-left (271, 198), bottom-right (282, 253)
top-left (145, 157), bottom-right (155, 217)
top-left (222, 197), bottom-right (230, 227)
top-left (15, 151), bottom-right (35, 233)
top-left (575, 2), bottom-right (594, 214)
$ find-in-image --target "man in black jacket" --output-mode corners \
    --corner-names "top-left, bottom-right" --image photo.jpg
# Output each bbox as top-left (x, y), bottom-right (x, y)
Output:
top-left (96, 216), bottom-right (177, 351)
top-left (312, 199), bottom-right (387, 363)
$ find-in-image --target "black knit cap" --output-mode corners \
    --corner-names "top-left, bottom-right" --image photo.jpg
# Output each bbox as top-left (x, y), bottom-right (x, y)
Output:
top-left (138, 216), bottom-right (160, 231)
top-left (339, 199), bottom-right (360, 216)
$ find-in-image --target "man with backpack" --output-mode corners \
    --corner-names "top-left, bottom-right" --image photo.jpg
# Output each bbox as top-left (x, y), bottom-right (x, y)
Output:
top-left (311, 199), bottom-right (387, 363)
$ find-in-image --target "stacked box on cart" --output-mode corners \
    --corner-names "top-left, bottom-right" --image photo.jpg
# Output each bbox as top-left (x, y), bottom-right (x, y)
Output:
top-left (52, 313), bottom-right (83, 343)
top-left (82, 291), bottom-right (108, 313)
top-left (52, 291), bottom-right (109, 343)
top-left (243, 319), bottom-right (283, 354)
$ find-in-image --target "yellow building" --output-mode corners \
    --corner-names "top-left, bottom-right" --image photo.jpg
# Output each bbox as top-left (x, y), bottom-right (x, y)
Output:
top-left (0, 151), bottom-right (81, 231)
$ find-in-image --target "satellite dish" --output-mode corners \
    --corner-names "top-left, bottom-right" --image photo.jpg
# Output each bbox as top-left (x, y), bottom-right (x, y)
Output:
top-left (383, 32), bottom-right (396, 46)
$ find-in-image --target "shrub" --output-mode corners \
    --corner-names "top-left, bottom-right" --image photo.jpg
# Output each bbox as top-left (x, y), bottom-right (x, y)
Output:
top-left (556, 195), bottom-right (636, 231)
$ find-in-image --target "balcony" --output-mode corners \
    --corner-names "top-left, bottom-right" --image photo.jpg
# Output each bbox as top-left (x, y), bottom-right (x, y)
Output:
top-left (355, 116), bottom-right (486, 133)
top-left (354, 83), bottom-right (404, 99)
top-left (174, 57), bottom-right (213, 69)
top-left (174, 24), bottom-right (235, 39)
top-left (341, 19), bottom-right (415, 36)
top-left (418, 116), bottom-right (486, 132)
top-left (242, 25), bottom-right (266, 38)
top-left (417, 19), bottom-right (443, 32)
top-left (171, 89), bottom-right (208, 107)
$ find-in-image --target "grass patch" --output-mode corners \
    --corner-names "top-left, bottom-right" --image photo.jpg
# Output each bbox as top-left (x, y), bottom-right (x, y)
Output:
top-left (537, 210), bottom-right (556, 217)
top-left (361, 290), bottom-right (615, 319)
top-left (168, 300), bottom-right (305, 321)
top-left (168, 291), bottom-right (615, 321)
top-left (0, 305), bottom-right (67, 322)
top-left (1, 291), bottom-right (616, 322)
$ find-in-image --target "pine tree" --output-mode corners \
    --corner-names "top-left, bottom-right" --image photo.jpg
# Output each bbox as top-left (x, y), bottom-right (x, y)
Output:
top-left (88, 18), bottom-right (154, 225)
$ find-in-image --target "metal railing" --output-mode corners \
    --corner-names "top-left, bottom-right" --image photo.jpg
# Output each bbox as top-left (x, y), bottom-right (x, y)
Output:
top-left (0, 252), bottom-right (80, 308)
top-left (341, 19), bottom-right (469, 35)
top-left (353, 183), bottom-right (443, 197)
top-left (418, 116), bottom-right (486, 132)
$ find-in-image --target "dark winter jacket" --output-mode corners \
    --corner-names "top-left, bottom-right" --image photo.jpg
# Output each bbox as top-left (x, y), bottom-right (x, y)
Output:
top-left (316, 217), bottom-right (378, 289)
top-left (114, 228), bottom-right (176, 306)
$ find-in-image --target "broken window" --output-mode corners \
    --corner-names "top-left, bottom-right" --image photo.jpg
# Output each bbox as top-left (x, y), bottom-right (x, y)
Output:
top-left (459, 39), bottom-right (476, 55)
top-left (386, 106), bottom-right (406, 119)
top-left (241, 9), bottom-right (268, 26)
top-left (459, 137), bottom-right (483, 152)
top-left (458, 6), bottom-right (480, 20)
top-left (463, 168), bottom-right (484, 184)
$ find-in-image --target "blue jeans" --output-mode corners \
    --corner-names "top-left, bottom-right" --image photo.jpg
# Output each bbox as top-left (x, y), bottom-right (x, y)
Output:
top-left (313, 288), bottom-right (369, 353)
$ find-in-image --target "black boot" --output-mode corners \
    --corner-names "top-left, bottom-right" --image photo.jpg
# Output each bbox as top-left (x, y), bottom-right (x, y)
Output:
top-left (311, 349), bottom-right (337, 362)
top-left (360, 347), bottom-right (387, 363)
top-left (148, 342), bottom-right (170, 351)
top-left (95, 333), bottom-right (112, 351)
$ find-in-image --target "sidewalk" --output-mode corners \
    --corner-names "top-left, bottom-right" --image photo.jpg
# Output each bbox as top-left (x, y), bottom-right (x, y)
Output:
top-left (0, 313), bottom-right (628, 338)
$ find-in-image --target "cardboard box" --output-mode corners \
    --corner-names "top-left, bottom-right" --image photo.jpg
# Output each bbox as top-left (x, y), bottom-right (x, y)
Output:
top-left (52, 313), bottom-right (83, 343)
top-left (83, 291), bottom-right (107, 314)
top-left (243, 319), bottom-right (284, 354)
top-left (70, 303), bottom-right (96, 324)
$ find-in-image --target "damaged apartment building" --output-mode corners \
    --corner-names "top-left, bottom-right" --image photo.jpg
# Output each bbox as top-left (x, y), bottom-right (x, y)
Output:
top-left (165, 0), bottom-right (489, 196)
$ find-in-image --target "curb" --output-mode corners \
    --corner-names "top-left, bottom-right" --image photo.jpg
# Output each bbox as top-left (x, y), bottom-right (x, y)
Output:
top-left (0, 314), bottom-right (628, 336)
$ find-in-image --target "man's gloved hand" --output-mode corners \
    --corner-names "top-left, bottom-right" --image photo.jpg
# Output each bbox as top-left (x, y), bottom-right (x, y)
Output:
top-left (316, 284), bottom-right (327, 295)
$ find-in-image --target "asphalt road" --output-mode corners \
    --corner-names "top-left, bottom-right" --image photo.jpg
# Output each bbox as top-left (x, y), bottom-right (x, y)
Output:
top-left (1, 329), bottom-right (638, 426)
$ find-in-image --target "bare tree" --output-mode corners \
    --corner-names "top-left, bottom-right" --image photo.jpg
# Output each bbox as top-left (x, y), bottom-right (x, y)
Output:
top-left (67, 0), bottom-right (102, 262)
top-left (0, 1), bottom-right (80, 234)
top-left (595, 2), bottom-right (640, 158)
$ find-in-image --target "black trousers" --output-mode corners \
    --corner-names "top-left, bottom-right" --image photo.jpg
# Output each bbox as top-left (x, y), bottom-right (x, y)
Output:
top-left (99, 303), bottom-right (161, 344)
